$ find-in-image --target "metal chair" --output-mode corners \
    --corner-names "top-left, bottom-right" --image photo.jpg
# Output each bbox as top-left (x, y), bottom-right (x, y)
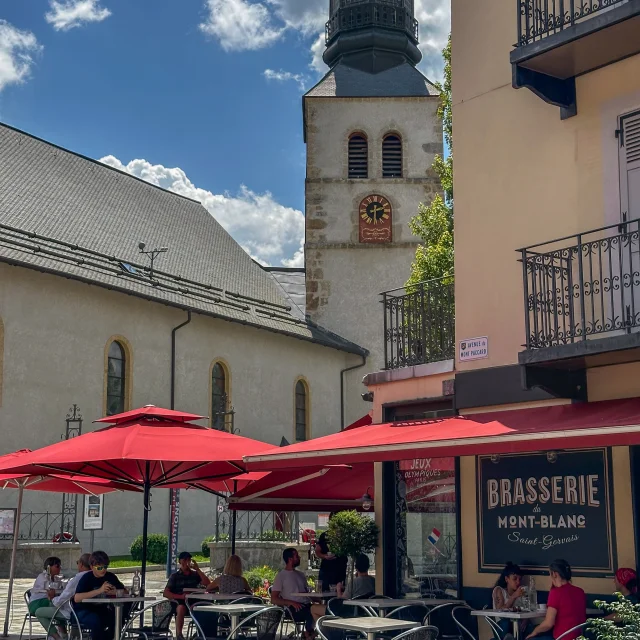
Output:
top-left (121, 599), bottom-right (174, 640)
top-left (423, 603), bottom-right (462, 640)
top-left (451, 606), bottom-right (478, 640)
top-left (316, 616), bottom-right (366, 640)
top-left (482, 614), bottom-right (504, 640)
top-left (391, 627), bottom-right (440, 640)
top-left (20, 590), bottom-right (46, 640)
top-left (45, 597), bottom-right (93, 640)
top-left (555, 623), bottom-right (590, 640)
top-left (279, 605), bottom-right (306, 640)
top-left (387, 605), bottom-right (431, 623)
top-left (326, 598), bottom-right (372, 618)
top-left (226, 606), bottom-right (283, 640)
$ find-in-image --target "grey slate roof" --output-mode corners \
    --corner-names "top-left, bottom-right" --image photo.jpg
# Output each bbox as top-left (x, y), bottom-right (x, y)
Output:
top-left (305, 61), bottom-right (438, 98)
top-left (0, 123), bottom-right (366, 356)
top-left (264, 268), bottom-right (306, 320)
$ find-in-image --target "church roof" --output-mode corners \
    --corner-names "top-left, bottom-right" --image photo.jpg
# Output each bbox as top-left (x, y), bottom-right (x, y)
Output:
top-left (305, 61), bottom-right (438, 99)
top-left (0, 123), bottom-right (366, 356)
top-left (264, 268), bottom-right (306, 320)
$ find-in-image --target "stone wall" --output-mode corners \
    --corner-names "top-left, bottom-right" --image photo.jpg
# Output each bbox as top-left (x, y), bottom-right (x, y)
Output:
top-left (209, 541), bottom-right (309, 572)
top-left (0, 542), bottom-right (81, 578)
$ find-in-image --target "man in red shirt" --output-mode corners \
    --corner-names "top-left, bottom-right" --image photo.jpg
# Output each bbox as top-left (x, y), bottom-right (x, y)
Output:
top-left (527, 559), bottom-right (587, 640)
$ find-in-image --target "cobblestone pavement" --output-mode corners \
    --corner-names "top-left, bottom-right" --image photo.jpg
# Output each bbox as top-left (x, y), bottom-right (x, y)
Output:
top-left (0, 570), bottom-right (168, 639)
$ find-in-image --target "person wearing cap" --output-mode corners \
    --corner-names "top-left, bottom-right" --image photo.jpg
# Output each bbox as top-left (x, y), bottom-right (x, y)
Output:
top-left (163, 552), bottom-right (210, 640)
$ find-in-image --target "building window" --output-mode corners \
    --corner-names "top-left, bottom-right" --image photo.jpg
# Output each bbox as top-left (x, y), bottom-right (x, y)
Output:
top-left (106, 341), bottom-right (127, 416)
top-left (382, 133), bottom-right (403, 178)
top-left (618, 110), bottom-right (640, 222)
top-left (348, 133), bottom-right (368, 179)
top-left (0, 316), bottom-right (4, 407)
top-left (295, 379), bottom-right (309, 442)
top-left (211, 361), bottom-right (232, 431)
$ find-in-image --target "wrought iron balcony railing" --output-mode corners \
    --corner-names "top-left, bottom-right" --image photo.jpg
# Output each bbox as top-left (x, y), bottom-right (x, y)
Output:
top-left (519, 219), bottom-right (640, 350)
top-left (326, 0), bottom-right (419, 43)
top-left (517, 0), bottom-right (629, 45)
top-left (382, 277), bottom-right (455, 370)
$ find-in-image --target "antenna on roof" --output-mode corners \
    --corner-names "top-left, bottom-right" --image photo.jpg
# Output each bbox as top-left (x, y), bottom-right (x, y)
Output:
top-left (138, 242), bottom-right (168, 280)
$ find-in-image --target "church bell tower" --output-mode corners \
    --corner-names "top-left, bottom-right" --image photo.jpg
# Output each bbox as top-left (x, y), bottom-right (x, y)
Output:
top-left (303, 0), bottom-right (443, 422)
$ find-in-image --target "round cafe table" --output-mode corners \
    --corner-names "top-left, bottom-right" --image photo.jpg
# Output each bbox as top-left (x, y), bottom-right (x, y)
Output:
top-left (87, 596), bottom-right (156, 640)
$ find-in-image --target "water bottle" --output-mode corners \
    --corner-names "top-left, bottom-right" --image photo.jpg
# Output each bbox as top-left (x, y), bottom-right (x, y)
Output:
top-left (132, 571), bottom-right (140, 596)
top-left (529, 577), bottom-right (537, 611)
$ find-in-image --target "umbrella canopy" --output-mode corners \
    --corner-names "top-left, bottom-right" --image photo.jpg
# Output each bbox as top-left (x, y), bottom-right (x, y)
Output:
top-left (229, 463), bottom-right (375, 512)
top-left (0, 407), bottom-right (272, 591)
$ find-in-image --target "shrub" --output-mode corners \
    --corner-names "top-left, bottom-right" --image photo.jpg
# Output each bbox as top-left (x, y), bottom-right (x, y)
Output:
top-left (327, 511), bottom-right (379, 560)
top-left (245, 565), bottom-right (277, 591)
top-left (259, 530), bottom-right (287, 542)
top-left (201, 534), bottom-right (229, 557)
top-left (585, 594), bottom-right (640, 640)
top-left (130, 533), bottom-right (168, 564)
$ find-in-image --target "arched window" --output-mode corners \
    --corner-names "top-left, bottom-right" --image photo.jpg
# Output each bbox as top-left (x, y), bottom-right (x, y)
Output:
top-left (295, 379), bottom-right (309, 442)
top-left (382, 133), bottom-right (403, 178)
top-left (211, 361), bottom-right (231, 431)
top-left (106, 341), bottom-right (127, 416)
top-left (348, 133), bottom-right (368, 179)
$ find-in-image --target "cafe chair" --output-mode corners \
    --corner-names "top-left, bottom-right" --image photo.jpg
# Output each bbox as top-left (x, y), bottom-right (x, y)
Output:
top-left (121, 599), bottom-right (174, 640)
top-left (480, 611), bottom-right (504, 640)
top-left (225, 606), bottom-right (283, 640)
top-left (422, 603), bottom-right (461, 639)
top-left (46, 597), bottom-right (93, 640)
top-left (20, 590), bottom-right (47, 640)
top-left (391, 627), bottom-right (439, 640)
top-left (387, 605), bottom-right (431, 623)
top-left (326, 598), bottom-right (373, 618)
top-left (316, 616), bottom-right (366, 640)
top-left (555, 623), bottom-right (590, 640)
top-left (279, 606), bottom-right (306, 640)
top-left (451, 606), bottom-right (478, 640)
top-left (230, 596), bottom-right (265, 605)
top-left (188, 602), bottom-right (224, 640)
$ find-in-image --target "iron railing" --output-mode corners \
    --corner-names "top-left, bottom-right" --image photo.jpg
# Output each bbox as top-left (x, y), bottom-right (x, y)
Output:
top-left (517, 0), bottom-right (629, 46)
top-left (326, 0), bottom-right (419, 43)
top-left (0, 511), bottom-right (67, 541)
top-left (520, 218), bottom-right (640, 349)
top-left (382, 277), bottom-right (455, 369)
top-left (214, 503), bottom-right (299, 543)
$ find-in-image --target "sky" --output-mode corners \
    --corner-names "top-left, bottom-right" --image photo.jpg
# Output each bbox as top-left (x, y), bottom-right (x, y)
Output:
top-left (0, 0), bottom-right (450, 267)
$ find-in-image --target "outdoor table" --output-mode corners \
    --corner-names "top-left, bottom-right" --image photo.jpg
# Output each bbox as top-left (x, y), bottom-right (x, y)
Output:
top-left (291, 591), bottom-right (337, 599)
top-left (323, 616), bottom-right (418, 640)
top-left (193, 603), bottom-right (266, 639)
top-left (345, 598), bottom-right (464, 617)
top-left (186, 593), bottom-right (252, 602)
top-left (88, 596), bottom-right (156, 640)
top-left (472, 609), bottom-right (542, 639)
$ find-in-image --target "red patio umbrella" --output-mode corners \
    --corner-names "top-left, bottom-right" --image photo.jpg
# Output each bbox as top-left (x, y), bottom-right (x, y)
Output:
top-left (0, 450), bottom-right (134, 637)
top-left (0, 407), bottom-right (271, 590)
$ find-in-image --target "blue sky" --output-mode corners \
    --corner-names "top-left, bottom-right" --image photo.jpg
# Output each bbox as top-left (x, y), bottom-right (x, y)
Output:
top-left (0, 0), bottom-right (450, 266)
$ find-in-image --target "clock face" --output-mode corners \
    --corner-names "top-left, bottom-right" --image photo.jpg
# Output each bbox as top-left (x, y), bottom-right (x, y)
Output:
top-left (359, 195), bottom-right (392, 225)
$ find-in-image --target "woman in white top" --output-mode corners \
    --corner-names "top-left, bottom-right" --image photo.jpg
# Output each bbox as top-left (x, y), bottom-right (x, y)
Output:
top-left (492, 562), bottom-right (526, 637)
top-left (28, 557), bottom-right (62, 617)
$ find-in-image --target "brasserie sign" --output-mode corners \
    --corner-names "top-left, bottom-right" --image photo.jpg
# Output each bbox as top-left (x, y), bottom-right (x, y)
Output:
top-left (477, 448), bottom-right (616, 576)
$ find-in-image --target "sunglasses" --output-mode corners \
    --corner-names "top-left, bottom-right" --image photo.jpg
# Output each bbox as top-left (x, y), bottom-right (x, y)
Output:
top-left (93, 565), bottom-right (109, 571)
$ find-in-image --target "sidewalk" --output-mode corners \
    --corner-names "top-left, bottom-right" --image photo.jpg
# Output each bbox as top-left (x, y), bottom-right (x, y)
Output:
top-left (0, 570), bottom-right (168, 637)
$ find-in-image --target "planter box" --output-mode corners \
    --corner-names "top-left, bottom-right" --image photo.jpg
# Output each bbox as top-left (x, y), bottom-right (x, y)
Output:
top-left (0, 542), bottom-right (81, 578)
top-left (209, 541), bottom-right (309, 572)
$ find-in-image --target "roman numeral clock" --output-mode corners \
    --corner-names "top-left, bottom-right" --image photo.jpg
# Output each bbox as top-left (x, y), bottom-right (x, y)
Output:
top-left (359, 195), bottom-right (392, 243)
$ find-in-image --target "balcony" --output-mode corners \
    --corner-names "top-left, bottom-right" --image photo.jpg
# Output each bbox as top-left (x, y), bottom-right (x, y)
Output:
top-left (511, 0), bottom-right (640, 117)
top-left (519, 219), bottom-right (640, 373)
top-left (382, 277), bottom-right (454, 370)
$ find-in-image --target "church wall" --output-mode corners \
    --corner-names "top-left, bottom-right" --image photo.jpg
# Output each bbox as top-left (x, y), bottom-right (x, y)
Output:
top-left (0, 263), bottom-right (355, 554)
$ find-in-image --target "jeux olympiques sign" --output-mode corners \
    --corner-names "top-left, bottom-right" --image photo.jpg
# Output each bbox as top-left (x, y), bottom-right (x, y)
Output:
top-left (477, 448), bottom-right (616, 576)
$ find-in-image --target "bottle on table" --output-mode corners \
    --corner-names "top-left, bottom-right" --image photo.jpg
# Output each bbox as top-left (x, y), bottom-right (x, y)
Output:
top-left (131, 570), bottom-right (141, 596)
top-left (529, 577), bottom-right (537, 610)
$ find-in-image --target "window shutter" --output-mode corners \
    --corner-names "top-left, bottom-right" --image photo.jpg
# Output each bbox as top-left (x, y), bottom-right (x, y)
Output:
top-left (348, 134), bottom-right (368, 179)
top-left (382, 134), bottom-right (403, 178)
top-left (619, 111), bottom-right (640, 222)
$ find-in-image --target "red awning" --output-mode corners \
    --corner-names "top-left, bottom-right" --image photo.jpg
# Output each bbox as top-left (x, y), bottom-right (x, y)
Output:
top-left (229, 464), bottom-right (374, 512)
top-left (244, 398), bottom-right (640, 470)
top-left (345, 413), bottom-right (373, 431)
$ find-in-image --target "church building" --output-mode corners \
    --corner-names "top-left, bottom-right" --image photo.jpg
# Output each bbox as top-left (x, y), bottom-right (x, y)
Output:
top-left (0, 0), bottom-right (441, 556)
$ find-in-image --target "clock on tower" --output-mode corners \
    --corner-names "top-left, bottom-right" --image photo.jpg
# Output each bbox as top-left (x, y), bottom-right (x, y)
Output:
top-left (359, 195), bottom-right (393, 243)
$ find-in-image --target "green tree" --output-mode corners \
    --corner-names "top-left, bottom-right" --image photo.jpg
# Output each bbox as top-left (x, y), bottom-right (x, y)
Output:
top-left (407, 34), bottom-right (453, 288)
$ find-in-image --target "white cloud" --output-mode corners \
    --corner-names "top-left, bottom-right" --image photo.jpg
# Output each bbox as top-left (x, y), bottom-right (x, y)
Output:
top-left (45, 0), bottom-right (111, 31)
top-left (199, 0), bottom-right (283, 51)
top-left (200, 0), bottom-right (450, 81)
top-left (99, 155), bottom-right (305, 268)
top-left (263, 68), bottom-right (307, 88)
top-left (0, 20), bottom-right (42, 92)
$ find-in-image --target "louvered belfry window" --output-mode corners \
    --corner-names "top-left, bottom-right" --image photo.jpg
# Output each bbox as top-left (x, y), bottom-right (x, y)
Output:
top-left (619, 111), bottom-right (640, 223)
top-left (348, 133), bottom-right (368, 178)
top-left (383, 133), bottom-right (403, 178)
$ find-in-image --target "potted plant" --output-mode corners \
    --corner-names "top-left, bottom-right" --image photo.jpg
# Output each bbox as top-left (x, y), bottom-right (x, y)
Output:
top-left (326, 510), bottom-right (379, 593)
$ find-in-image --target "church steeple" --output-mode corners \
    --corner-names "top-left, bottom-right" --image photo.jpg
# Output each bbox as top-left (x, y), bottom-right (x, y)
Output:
top-left (324, 0), bottom-right (421, 73)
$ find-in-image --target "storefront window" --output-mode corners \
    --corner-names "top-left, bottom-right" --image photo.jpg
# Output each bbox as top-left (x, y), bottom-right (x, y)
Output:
top-left (397, 457), bottom-right (458, 597)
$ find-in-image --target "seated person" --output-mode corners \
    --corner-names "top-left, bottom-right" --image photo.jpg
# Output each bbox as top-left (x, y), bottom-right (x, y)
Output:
top-left (492, 562), bottom-right (527, 637)
top-left (271, 548), bottom-right (325, 640)
top-left (73, 551), bottom-right (127, 640)
top-left (29, 557), bottom-right (63, 632)
top-left (336, 554), bottom-right (375, 599)
top-left (35, 554), bottom-right (91, 638)
top-left (206, 555), bottom-right (251, 594)
top-left (163, 551), bottom-right (211, 640)
top-left (605, 567), bottom-right (639, 621)
top-left (526, 559), bottom-right (586, 640)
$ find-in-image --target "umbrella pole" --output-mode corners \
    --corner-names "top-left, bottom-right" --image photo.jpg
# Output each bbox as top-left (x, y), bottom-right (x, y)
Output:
top-left (141, 466), bottom-right (151, 596)
top-left (3, 482), bottom-right (24, 637)
top-left (230, 480), bottom-right (237, 555)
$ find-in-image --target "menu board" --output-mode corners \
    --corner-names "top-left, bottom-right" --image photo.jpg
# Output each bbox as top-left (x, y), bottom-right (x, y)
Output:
top-left (477, 448), bottom-right (616, 576)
